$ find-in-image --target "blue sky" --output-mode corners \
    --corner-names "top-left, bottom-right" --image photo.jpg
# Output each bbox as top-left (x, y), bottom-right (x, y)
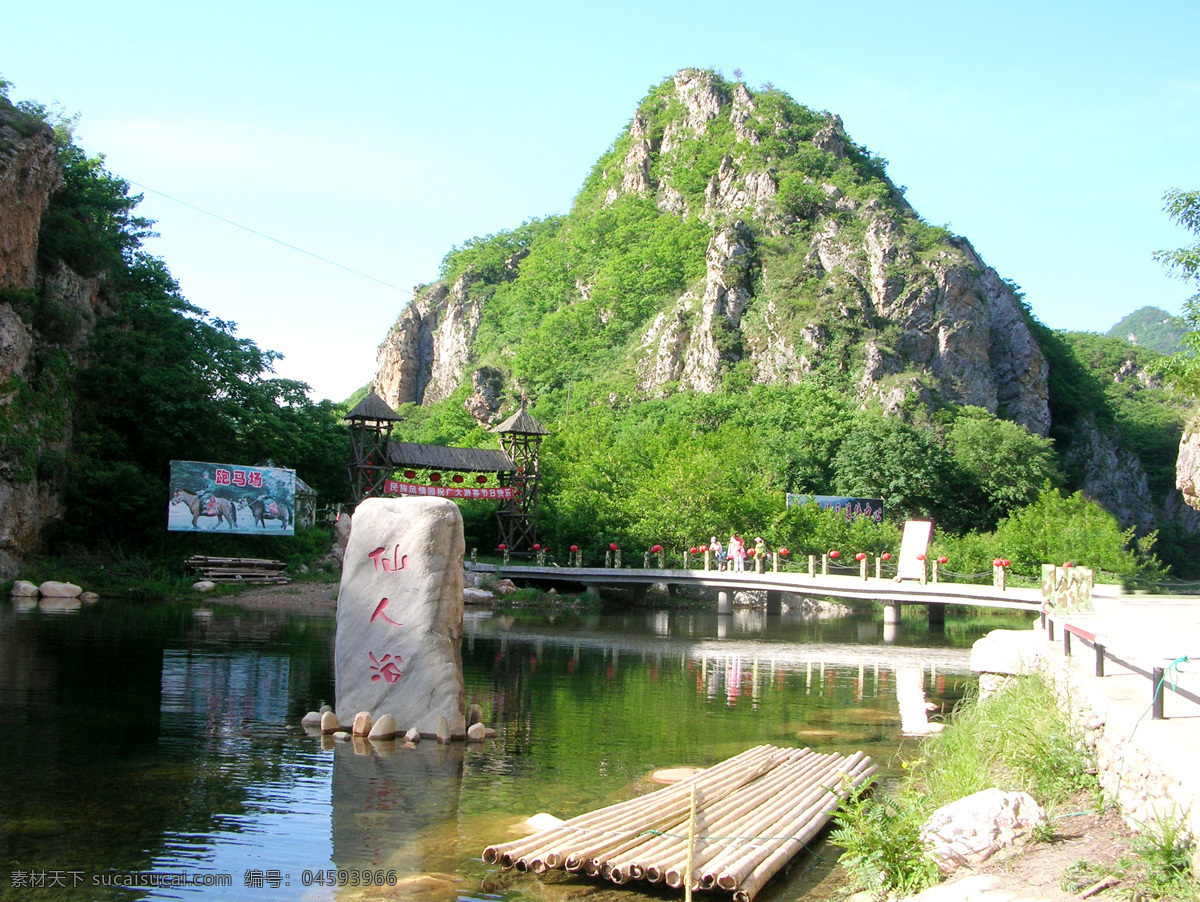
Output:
top-left (4, 1), bottom-right (1198, 401)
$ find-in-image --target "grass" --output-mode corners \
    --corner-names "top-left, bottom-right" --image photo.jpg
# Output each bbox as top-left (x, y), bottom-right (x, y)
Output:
top-left (1061, 811), bottom-right (1200, 900)
top-left (830, 674), bottom-right (1102, 898)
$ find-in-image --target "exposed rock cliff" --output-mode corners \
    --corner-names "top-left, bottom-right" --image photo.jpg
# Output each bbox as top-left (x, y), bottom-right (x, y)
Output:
top-left (0, 102), bottom-right (106, 575)
top-left (1176, 421), bottom-right (1200, 513)
top-left (0, 113), bottom-right (58, 290)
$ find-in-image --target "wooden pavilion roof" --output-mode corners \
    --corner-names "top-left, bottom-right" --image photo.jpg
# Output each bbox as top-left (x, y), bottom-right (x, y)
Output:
top-left (344, 392), bottom-right (402, 422)
top-left (491, 400), bottom-right (549, 435)
top-left (386, 442), bottom-right (516, 474)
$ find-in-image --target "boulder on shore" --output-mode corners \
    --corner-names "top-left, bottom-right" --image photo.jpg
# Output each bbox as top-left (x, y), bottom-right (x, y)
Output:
top-left (39, 581), bottom-right (82, 598)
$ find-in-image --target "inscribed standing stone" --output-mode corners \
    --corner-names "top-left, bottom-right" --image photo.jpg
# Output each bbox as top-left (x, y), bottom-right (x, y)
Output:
top-left (334, 497), bottom-right (466, 737)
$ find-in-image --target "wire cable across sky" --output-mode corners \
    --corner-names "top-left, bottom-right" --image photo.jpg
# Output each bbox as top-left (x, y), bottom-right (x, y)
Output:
top-left (128, 179), bottom-right (412, 296)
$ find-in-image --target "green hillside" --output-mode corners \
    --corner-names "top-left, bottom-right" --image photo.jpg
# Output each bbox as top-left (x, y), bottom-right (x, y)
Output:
top-left (1107, 306), bottom-right (1186, 354)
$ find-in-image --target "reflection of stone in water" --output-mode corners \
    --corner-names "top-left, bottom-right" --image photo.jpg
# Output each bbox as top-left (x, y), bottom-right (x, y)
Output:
top-left (38, 597), bottom-right (82, 615)
top-left (332, 741), bottom-right (465, 875)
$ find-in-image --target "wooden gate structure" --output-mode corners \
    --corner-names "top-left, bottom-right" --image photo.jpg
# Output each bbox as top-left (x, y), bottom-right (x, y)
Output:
top-left (344, 393), bottom-right (548, 553)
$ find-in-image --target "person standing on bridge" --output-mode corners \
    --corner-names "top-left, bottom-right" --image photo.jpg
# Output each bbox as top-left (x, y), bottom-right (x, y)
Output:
top-left (731, 534), bottom-right (746, 572)
top-left (710, 536), bottom-right (725, 570)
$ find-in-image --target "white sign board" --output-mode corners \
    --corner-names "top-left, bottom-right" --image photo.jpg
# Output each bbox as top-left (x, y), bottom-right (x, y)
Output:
top-left (897, 520), bottom-right (933, 581)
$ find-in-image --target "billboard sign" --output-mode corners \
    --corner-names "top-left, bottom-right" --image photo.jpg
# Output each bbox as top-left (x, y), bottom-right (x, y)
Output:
top-left (786, 494), bottom-right (885, 522)
top-left (383, 479), bottom-right (514, 500)
top-left (168, 460), bottom-right (296, 535)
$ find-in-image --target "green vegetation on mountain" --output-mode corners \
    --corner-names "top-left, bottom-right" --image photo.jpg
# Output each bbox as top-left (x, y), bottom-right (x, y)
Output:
top-left (1152, 189), bottom-right (1200, 396)
top-left (1107, 306), bottom-right (1185, 355)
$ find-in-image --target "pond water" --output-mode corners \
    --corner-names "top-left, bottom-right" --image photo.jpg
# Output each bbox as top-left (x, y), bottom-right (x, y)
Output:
top-left (0, 596), bottom-right (1027, 901)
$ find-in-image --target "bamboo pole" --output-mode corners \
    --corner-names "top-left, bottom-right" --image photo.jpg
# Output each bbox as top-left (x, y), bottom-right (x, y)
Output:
top-left (717, 757), bottom-right (876, 897)
top-left (617, 749), bottom-right (835, 884)
top-left (481, 743), bottom-right (875, 899)
top-left (613, 749), bottom-right (833, 883)
top-left (731, 763), bottom-right (877, 902)
top-left (686, 755), bottom-right (862, 889)
top-left (709, 754), bottom-right (873, 889)
top-left (486, 744), bottom-right (781, 870)
top-left (651, 750), bottom-right (843, 887)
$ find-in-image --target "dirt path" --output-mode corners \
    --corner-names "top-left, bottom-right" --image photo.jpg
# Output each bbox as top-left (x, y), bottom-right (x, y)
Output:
top-left (201, 578), bottom-right (338, 613)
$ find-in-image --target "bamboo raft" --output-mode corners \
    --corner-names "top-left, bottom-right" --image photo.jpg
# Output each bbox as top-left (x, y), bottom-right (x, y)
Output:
top-left (185, 555), bottom-right (290, 584)
top-left (483, 744), bottom-right (875, 902)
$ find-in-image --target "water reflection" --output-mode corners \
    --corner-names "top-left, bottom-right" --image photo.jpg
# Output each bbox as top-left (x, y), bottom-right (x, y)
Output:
top-left (0, 597), bottom-right (1022, 901)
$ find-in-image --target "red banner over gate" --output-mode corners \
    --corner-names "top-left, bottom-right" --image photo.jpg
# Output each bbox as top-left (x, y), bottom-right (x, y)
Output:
top-left (383, 480), bottom-right (514, 500)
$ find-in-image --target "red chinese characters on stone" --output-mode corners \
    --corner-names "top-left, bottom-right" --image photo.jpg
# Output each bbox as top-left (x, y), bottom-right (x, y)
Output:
top-left (370, 597), bottom-right (402, 627)
top-left (369, 652), bottom-right (404, 683)
top-left (368, 546), bottom-right (409, 572)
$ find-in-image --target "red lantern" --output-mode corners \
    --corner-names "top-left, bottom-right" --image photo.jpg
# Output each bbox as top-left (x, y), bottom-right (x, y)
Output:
top-left (881, 552), bottom-right (891, 561)
top-left (533, 543), bottom-right (541, 551)
top-left (855, 552), bottom-right (866, 561)
top-left (404, 470), bottom-right (416, 479)
top-left (476, 475), bottom-right (488, 484)
top-left (993, 558), bottom-right (1002, 567)
top-left (779, 548), bottom-right (789, 555)
top-left (650, 544), bottom-right (663, 553)
top-left (570, 544), bottom-right (579, 552)
top-left (700, 545), bottom-right (708, 553)
top-left (1002, 559), bottom-right (1011, 567)
top-left (430, 472), bottom-right (441, 482)
top-left (689, 547), bottom-right (699, 555)
top-left (829, 550), bottom-right (839, 559)
top-left (452, 474), bottom-right (464, 484)
top-left (609, 543), bottom-right (619, 551)
top-left (1064, 561), bottom-right (1074, 568)
top-left (917, 554), bottom-right (926, 561)
top-left (498, 543), bottom-right (506, 550)
top-left (938, 556), bottom-right (948, 564)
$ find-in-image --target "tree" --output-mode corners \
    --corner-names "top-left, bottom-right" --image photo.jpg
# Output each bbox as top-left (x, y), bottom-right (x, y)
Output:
top-left (1152, 189), bottom-right (1200, 394)
top-left (944, 407), bottom-right (1060, 531)
top-left (831, 412), bottom-right (950, 522)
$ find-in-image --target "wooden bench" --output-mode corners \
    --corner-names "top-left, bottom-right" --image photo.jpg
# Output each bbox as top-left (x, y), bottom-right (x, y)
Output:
top-left (186, 555), bottom-right (290, 584)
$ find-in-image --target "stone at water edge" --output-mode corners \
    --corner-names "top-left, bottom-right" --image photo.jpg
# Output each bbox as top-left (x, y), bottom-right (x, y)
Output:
top-left (320, 711), bottom-right (340, 734)
top-left (404, 727), bottom-right (421, 743)
top-left (334, 496), bottom-right (466, 738)
top-left (10, 580), bottom-right (38, 597)
top-left (466, 703), bottom-right (483, 727)
top-left (467, 722), bottom-right (486, 741)
top-left (368, 714), bottom-right (397, 740)
top-left (352, 712), bottom-right (372, 736)
top-left (319, 704), bottom-right (333, 714)
top-left (920, 787), bottom-right (1045, 875)
top-left (39, 581), bottom-right (82, 598)
top-left (193, 580), bottom-right (216, 593)
top-left (332, 731), bottom-right (351, 742)
top-left (436, 715), bottom-right (450, 743)
top-left (526, 813), bottom-right (566, 832)
top-left (79, 591), bottom-right (99, 603)
top-left (301, 711), bottom-right (322, 728)
top-left (464, 587), bottom-right (494, 604)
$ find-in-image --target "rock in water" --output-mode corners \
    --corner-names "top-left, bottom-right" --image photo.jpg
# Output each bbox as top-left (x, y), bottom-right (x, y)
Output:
top-left (368, 713), bottom-right (397, 740)
top-left (334, 497), bottom-right (466, 738)
top-left (352, 711), bottom-right (372, 736)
